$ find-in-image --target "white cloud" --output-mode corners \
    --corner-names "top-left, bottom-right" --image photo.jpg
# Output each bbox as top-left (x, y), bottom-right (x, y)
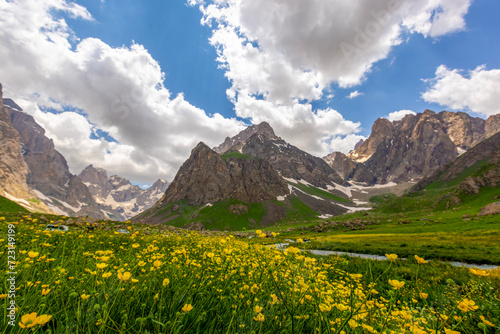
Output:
top-left (0, 0), bottom-right (245, 183)
top-left (234, 94), bottom-right (362, 157)
top-left (347, 91), bottom-right (364, 99)
top-left (190, 0), bottom-right (472, 156)
top-left (195, 0), bottom-right (472, 93)
top-left (422, 65), bottom-right (500, 117)
top-left (326, 134), bottom-right (367, 155)
top-left (384, 109), bottom-right (416, 122)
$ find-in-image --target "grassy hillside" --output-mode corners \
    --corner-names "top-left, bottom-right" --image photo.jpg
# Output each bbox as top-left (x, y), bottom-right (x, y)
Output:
top-left (149, 195), bottom-right (321, 231)
top-left (0, 195), bottom-right (29, 213)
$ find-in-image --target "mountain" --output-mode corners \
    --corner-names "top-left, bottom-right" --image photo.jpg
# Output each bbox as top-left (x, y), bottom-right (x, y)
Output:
top-left (413, 132), bottom-right (500, 200)
top-left (160, 142), bottom-right (289, 206)
top-left (78, 165), bottom-right (169, 220)
top-left (213, 121), bottom-right (279, 153)
top-left (136, 124), bottom-right (366, 230)
top-left (331, 110), bottom-right (500, 185)
top-left (0, 84), bottom-right (51, 212)
top-left (4, 99), bottom-right (105, 217)
top-left (217, 122), bottom-right (347, 190)
top-left (0, 88), bottom-right (169, 219)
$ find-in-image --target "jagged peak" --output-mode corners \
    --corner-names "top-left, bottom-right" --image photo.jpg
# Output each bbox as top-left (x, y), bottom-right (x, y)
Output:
top-left (193, 141), bottom-right (211, 151)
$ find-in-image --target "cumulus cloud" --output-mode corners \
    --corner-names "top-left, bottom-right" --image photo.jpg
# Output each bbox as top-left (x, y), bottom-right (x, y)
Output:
top-left (189, 0), bottom-right (472, 156)
top-left (422, 65), bottom-right (500, 117)
top-left (347, 91), bottom-right (364, 99)
top-left (384, 109), bottom-right (416, 122)
top-left (0, 0), bottom-right (244, 183)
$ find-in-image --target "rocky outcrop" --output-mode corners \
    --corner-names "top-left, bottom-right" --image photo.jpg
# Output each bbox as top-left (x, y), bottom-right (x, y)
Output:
top-left (78, 164), bottom-right (169, 220)
top-left (478, 202), bottom-right (500, 216)
top-left (159, 142), bottom-right (289, 206)
top-left (344, 110), bottom-right (500, 185)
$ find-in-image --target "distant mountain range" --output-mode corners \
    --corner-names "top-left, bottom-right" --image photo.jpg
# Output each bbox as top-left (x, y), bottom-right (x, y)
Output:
top-left (78, 165), bottom-right (168, 220)
top-left (0, 85), bottom-right (168, 220)
top-left (1, 83), bottom-right (498, 228)
top-left (325, 110), bottom-right (500, 185)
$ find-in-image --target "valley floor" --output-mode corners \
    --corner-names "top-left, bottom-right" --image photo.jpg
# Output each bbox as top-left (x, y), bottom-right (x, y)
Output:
top-left (0, 210), bottom-right (499, 333)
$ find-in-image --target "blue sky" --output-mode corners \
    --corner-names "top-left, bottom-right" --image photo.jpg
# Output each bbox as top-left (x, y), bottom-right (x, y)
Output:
top-left (0, 0), bottom-right (499, 184)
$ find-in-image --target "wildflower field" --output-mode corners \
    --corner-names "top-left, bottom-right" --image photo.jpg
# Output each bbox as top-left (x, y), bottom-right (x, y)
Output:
top-left (1, 217), bottom-right (499, 333)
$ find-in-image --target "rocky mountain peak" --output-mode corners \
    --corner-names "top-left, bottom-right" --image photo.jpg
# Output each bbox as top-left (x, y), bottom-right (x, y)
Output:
top-left (213, 122), bottom-right (279, 153)
top-left (159, 142), bottom-right (289, 206)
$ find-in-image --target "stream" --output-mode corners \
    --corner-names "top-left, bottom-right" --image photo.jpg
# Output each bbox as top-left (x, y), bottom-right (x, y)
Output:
top-left (268, 242), bottom-right (499, 271)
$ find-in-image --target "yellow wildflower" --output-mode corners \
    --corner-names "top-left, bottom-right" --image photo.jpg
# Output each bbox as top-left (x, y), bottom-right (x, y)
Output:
top-left (117, 271), bottom-right (132, 282)
top-left (163, 278), bottom-right (170, 286)
top-left (469, 268), bottom-right (490, 277)
top-left (388, 279), bottom-right (405, 290)
top-left (41, 288), bottom-right (50, 296)
top-left (385, 254), bottom-right (398, 261)
top-left (250, 284), bottom-right (259, 294)
top-left (102, 272), bottom-right (112, 279)
top-left (253, 313), bottom-right (265, 322)
top-left (480, 315), bottom-right (495, 327)
top-left (319, 304), bottom-right (332, 312)
top-left (182, 304), bottom-right (193, 313)
top-left (28, 251), bottom-right (39, 258)
top-left (19, 312), bottom-right (52, 328)
top-left (96, 263), bottom-right (108, 270)
top-left (81, 294), bottom-right (91, 300)
top-left (414, 255), bottom-right (428, 264)
top-left (457, 299), bottom-right (478, 312)
top-left (132, 243), bottom-right (140, 248)
top-left (254, 305), bottom-right (263, 313)
top-left (444, 328), bottom-right (461, 334)
top-left (419, 292), bottom-right (428, 299)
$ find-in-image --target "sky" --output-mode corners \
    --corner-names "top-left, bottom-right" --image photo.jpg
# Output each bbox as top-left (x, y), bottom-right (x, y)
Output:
top-left (1, 0), bottom-right (499, 186)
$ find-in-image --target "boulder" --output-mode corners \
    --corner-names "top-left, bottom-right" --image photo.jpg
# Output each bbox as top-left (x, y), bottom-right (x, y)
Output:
top-left (478, 202), bottom-right (500, 216)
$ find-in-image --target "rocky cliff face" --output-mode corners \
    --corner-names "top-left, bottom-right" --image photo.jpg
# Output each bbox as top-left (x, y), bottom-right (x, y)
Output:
top-left (0, 85), bottom-right (50, 212)
top-left (343, 110), bottom-right (500, 185)
top-left (159, 142), bottom-right (289, 206)
top-left (78, 164), bottom-right (169, 220)
top-left (5, 102), bottom-right (104, 217)
top-left (486, 114), bottom-right (500, 138)
top-left (323, 151), bottom-right (376, 184)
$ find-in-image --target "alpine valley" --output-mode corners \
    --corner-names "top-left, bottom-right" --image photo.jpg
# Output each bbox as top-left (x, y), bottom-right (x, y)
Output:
top-left (1, 84), bottom-right (499, 231)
